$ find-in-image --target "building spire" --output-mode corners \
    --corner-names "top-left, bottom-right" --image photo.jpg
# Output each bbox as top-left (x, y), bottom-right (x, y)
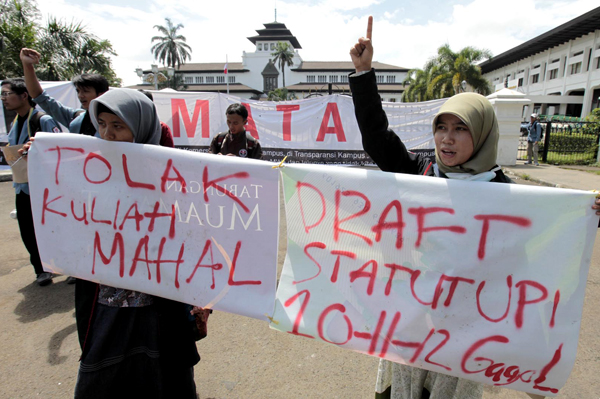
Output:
top-left (274, 0), bottom-right (277, 21)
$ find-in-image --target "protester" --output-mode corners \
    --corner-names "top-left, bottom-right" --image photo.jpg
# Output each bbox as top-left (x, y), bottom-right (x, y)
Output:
top-left (349, 17), bottom-right (512, 399)
top-left (526, 113), bottom-right (542, 165)
top-left (138, 89), bottom-right (175, 147)
top-left (20, 48), bottom-right (108, 136)
top-left (2, 78), bottom-right (60, 286)
top-left (209, 103), bottom-right (262, 158)
top-left (38, 89), bottom-right (200, 398)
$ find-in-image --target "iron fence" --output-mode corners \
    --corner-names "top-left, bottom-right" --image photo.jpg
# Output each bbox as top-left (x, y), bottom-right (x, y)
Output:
top-left (517, 121), bottom-right (600, 164)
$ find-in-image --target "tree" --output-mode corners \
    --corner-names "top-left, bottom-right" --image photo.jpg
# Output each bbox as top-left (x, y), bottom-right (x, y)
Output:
top-left (0, 0), bottom-right (120, 86)
top-left (427, 44), bottom-right (492, 98)
top-left (36, 17), bottom-right (120, 86)
top-left (402, 65), bottom-right (433, 102)
top-left (0, 0), bottom-right (38, 78)
top-left (271, 41), bottom-right (294, 87)
top-left (151, 18), bottom-right (192, 68)
top-left (402, 44), bottom-right (492, 102)
top-left (267, 88), bottom-right (296, 101)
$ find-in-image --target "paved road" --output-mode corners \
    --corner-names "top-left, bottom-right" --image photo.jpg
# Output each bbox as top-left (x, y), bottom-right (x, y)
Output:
top-left (0, 178), bottom-right (597, 398)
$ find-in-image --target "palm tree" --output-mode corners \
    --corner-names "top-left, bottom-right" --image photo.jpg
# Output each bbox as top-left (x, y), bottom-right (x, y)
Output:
top-left (427, 44), bottom-right (492, 98)
top-left (402, 65), bottom-right (434, 102)
top-left (35, 17), bottom-right (120, 85)
top-left (271, 41), bottom-right (294, 87)
top-left (151, 18), bottom-right (192, 68)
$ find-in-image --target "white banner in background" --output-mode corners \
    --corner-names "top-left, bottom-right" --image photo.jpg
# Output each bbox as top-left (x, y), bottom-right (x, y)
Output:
top-left (151, 91), bottom-right (446, 163)
top-left (271, 163), bottom-right (598, 396)
top-left (28, 133), bottom-right (280, 321)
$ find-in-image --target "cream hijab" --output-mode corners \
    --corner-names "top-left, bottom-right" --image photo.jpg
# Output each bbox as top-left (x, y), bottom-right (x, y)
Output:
top-left (432, 92), bottom-right (499, 176)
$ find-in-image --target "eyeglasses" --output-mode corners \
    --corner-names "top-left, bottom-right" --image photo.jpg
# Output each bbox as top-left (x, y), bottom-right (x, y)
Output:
top-left (0, 91), bottom-right (16, 98)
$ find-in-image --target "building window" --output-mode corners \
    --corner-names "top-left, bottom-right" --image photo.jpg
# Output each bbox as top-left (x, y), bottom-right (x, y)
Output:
top-left (228, 76), bottom-right (235, 83)
top-left (376, 75), bottom-right (384, 83)
top-left (533, 64), bottom-right (540, 69)
top-left (597, 57), bottom-right (600, 69)
top-left (573, 51), bottom-right (583, 57)
top-left (257, 43), bottom-right (262, 51)
top-left (264, 76), bottom-right (277, 92)
top-left (217, 76), bottom-right (225, 83)
top-left (206, 76), bottom-right (214, 83)
top-left (386, 76), bottom-right (396, 83)
top-left (329, 75), bottom-right (338, 83)
top-left (531, 74), bottom-right (539, 84)
top-left (340, 75), bottom-right (348, 83)
top-left (389, 98), bottom-right (396, 102)
top-left (195, 76), bottom-right (203, 84)
top-left (184, 76), bottom-right (193, 84)
top-left (318, 75), bottom-right (326, 83)
top-left (549, 69), bottom-right (558, 80)
top-left (270, 43), bottom-right (275, 50)
top-left (518, 78), bottom-right (523, 87)
top-left (570, 62), bottom-right (582, 75)
top-left (307, 75), bottom-right (315, 83)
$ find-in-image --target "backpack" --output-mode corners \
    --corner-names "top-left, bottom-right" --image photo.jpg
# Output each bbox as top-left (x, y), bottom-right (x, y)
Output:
top-left (28, 110), bottom-right (46, 136)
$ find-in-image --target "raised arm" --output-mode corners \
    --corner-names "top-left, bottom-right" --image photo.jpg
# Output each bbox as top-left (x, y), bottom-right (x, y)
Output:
top-left (20, 48), bottom-right (43, 99)
top-left (349, 17), bottom-right (429, 175)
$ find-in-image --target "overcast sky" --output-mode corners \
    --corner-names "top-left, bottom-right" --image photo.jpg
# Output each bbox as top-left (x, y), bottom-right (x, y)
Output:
top-left (36, 0), bottom-right (599, 86)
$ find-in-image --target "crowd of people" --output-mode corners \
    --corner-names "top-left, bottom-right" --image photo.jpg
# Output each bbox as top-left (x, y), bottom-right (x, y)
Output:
top-left (1, 16), bottom-right (598, 399)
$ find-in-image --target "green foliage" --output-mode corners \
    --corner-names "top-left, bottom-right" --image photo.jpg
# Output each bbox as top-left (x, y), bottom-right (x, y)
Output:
top-left (0, 0), bottom-right (39, 78)
top-left (545, 127), bottom-right (600, 165)
top-left (402, 44), bottom-right (492, 102)
top-left (0, 0), bottom-right (120, 86)
top-left (151, 18), bottom-right (192, 69)
top-left (267, 88), bottom-right (296, 101)
top-left (158, 73), bottom-right (187, 91)
top-left (585, 108), bottom-right (600, 123)
top-left (271, 42), bottom-right (294, 87)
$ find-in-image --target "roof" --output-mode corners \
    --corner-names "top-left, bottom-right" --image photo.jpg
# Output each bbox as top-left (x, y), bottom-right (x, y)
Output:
top-left (261, 61), bottom-right (279, 76)
top-left (143, 63), bottom-right (248, 74)
top-left (247, 22), bottom-right (302, 49)
top-left (292, 61), bottom-right (409, 72)
top-left (125, 83), bottom-right (262, 95)
top-left (480, 6), bottom-right (600, 73)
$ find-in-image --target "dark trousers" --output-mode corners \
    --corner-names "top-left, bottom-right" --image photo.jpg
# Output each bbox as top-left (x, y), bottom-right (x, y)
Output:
top-left (15, 192), bottom-right (44, 276)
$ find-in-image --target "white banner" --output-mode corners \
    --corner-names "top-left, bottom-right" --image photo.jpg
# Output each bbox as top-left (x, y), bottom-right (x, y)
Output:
top-left (271, 163), bottom-right (597, 396)
top-left (28, 133), bottom-right (280, 321)
top-left (152, 91), bottom-right (445, 163)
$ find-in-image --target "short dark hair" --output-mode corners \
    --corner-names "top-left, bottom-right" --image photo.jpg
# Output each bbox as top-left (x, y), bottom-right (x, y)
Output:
top-left (72, 74), bottom-right (109, 95)
top-left (1, 78), bottom-right (35, 107)
top-left (138, 89), bottom-right (153, 102)
top-left (226, 103), bottom-right (248, 120)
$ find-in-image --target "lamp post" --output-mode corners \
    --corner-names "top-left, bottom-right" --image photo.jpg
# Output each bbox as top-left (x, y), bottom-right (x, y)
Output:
top-left (151, 64), bottom-right (159, 90)
top-left (167, 67), bottom-right (175, 89)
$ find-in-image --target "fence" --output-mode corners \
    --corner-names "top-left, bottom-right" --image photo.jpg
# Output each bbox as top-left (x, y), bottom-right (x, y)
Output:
top-left (517, 121), bottom-right (600, 164)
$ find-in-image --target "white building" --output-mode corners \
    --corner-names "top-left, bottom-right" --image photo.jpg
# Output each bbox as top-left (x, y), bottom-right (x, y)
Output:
top-left (480, 6), bottom-right (600, 118)
top-left (132, 21), bottom-right (409, 101)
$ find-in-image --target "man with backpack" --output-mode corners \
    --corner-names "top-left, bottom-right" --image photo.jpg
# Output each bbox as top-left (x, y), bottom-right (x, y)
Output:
top-left (1, 78), bottom-right (61, 286)
top-left (526, 113), bottom-right (542, 166)
top-left (209, 103), bottom-right (262, 159)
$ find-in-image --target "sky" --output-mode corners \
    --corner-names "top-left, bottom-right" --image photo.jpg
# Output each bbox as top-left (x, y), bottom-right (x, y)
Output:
top-left (36, 0), bottom-right (599, 87)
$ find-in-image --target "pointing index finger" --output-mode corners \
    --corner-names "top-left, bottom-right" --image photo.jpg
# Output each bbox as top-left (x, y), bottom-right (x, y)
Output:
top-left (366, 16), bottom-right (373, 40)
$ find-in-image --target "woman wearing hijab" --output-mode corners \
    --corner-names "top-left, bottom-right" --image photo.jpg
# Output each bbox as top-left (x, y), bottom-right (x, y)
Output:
top-left (74, 89), bottom-right (200, 399)
top-left (349, 18), bottom-right (510, 399)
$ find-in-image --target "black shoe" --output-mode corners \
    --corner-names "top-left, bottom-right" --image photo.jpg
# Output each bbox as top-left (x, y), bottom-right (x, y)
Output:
top-left (66, 276), bottom-right (77, 284)
top-left (36, 272), bottom-right (53, 286)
